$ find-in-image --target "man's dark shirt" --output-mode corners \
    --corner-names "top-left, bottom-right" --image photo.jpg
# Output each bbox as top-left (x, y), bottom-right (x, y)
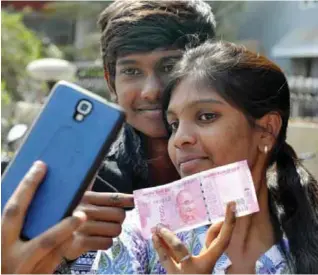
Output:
top-left (92, 123), bottom-right (149, 194)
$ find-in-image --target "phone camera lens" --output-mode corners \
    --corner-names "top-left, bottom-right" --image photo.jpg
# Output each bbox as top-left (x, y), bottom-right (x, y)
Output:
top-left (80, 103), bottom-right (89, 112)
top-left (77, 100), bottom-right (92, 116)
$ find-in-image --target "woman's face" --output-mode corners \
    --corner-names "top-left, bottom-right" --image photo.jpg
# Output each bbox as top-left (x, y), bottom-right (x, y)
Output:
top-left (166, 76), bottom-right (262, 178)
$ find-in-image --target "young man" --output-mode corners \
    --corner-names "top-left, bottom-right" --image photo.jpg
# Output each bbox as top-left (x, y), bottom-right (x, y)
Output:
top-left (1, 1), bottom-right (217, 274)
top-left (60, 0), bottom-right (217, 273)
top-left (92, 0), bottom-right (217, 194)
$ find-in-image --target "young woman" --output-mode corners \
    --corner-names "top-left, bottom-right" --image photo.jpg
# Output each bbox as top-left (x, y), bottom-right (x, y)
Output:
top-left (154, 40), bottom-right (318, 274)
top-left (92, 41), bottom-right (318, 274)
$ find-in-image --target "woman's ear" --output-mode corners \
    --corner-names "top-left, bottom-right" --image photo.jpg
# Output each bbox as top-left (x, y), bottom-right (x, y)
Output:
top-left (104, 71), bottom-right (117, 102)
top-left (256, 111), bottom-right (282, 153)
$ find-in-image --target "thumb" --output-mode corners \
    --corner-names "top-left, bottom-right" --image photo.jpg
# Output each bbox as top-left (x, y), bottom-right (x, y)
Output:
top-left (197, 202), bottom-right (236, 270)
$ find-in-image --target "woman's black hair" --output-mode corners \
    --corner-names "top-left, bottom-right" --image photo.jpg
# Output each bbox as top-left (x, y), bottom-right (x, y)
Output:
top-left (162, 41), bottom-right (318, 273)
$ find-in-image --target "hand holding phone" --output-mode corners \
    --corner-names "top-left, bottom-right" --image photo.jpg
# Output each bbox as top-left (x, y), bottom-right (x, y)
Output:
top-left (1, 81), bottom-right (125, 240)
top-left (1, 161), bottom-right (87, 274)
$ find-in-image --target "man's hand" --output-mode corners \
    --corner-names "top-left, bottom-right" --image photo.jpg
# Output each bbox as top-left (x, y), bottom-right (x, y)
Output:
top-left (61, 191), bottom-right (134, 260)
top-left (1, 161), bottom-right (87, 274)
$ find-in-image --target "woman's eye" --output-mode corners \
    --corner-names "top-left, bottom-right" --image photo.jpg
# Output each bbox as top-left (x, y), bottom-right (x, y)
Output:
top-left (161, 64), bottom-right (174, 73)
top-left (198, 113), bottom-right (218, 121)
top-left (121, 68), bottom-right (142, 76)
top-left (168, 121), bottom-right (179, 132)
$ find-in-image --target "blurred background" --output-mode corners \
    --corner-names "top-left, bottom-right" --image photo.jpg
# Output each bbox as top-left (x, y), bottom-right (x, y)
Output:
top-left (1, 0), bottom-right (317, 177)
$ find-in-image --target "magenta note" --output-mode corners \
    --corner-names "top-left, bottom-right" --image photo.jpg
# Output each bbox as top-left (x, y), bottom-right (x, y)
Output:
top-left (201, 160), bottom-right (259, 222)
top-left (134, 160), bottom-right (259, 238)
top-left (134, 177), bottom-right (209, 238)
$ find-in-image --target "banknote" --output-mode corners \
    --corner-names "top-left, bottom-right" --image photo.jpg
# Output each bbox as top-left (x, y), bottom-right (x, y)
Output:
top-left (200, 160), bottom-right (259, 223)
top-left (134, 176), bottom-right (210, 238)
top-left (134, 160), bottom-right (259, 239)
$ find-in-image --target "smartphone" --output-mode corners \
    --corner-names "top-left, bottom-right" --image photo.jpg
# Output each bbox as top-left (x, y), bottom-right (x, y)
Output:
top-left (1, 81), bottom-right (125, 240)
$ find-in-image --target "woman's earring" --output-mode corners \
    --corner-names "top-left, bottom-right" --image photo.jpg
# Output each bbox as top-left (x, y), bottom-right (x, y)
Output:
top-left (264, 145), bottom-right (268, 154)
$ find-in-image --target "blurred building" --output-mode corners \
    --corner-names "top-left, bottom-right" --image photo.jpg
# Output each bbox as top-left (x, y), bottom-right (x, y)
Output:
top-left (236, 0), bottom-right (318, 120)
top-left (2, 0), bottom-right (107, 97)
top-left (2, 1), bottom-right (76, 45)
top-left (236, 0), bottom-right (318, 177)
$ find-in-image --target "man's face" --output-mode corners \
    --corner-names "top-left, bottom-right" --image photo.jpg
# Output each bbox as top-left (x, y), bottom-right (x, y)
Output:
top-left (114, 50), bottom-right (182, 138)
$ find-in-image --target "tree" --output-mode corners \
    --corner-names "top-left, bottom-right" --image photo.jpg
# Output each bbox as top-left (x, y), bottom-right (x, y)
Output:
top-left (1, 10), bottom-right (43, 103)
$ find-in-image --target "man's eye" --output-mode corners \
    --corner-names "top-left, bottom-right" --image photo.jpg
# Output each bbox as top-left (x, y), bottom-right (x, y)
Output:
top-left (121, 68), bottom-right (142, 76)
top-left (199, 113), bottom-right (218, 121)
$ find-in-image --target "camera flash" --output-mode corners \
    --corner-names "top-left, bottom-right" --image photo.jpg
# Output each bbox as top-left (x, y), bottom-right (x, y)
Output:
top-left (75, 113), bottom-right (84, 121)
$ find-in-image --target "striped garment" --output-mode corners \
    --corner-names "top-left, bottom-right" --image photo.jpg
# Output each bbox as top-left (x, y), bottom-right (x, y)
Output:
top-left (57, 210), bottom-right (291, 274)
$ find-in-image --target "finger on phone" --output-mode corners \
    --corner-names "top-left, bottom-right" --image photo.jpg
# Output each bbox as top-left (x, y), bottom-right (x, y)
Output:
top-left (2, 161), bottom-right (47, 241)
top-left (28, 211), bottom-right (86, 265)
top-left (82, 191), bottom-right (134, 208)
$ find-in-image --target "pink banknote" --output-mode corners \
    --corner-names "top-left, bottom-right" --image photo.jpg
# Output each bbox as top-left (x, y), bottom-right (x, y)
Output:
top-left (134, 177), bottom-right (210, 238)
top-left (134, 160), bottom-right (259, 239)
top-left (200, 160), bottom-right (259, 223)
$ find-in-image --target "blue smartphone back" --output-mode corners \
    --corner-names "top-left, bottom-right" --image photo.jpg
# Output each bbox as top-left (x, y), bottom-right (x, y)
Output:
top-left (1, 81), bottom-right (125, 239)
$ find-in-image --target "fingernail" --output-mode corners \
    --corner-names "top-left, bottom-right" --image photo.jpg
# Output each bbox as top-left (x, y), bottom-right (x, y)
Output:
top-left (73, 211), bottom-right (87, 222)
top-left (28, 161), bottom-right (43, 177)
top-left (32, 161), bottom-right (43, 170)
top-left (156, 223), bottom-right (166, 235)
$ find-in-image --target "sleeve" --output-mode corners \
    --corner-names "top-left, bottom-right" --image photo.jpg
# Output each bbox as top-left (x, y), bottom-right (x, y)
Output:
top-left (92, 157), bottom-right (134, 194)
top-left (90, 211), bottom-right (150, 274)
top-left (92, 123), bottom-right (149, 194)
top-left (54, 252), bottom-right (98, 274)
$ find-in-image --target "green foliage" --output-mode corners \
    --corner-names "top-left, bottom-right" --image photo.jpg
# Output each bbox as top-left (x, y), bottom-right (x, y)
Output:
top-left (1, 10), bottom-right (43, 101)
top-left (1, 80), bottom-right (11, 105)
top-left (44, 1), bottom-right (108, 20)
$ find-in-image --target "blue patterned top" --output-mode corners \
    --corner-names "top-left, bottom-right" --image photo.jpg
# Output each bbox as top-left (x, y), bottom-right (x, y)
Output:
top-left (60, 210), bottom-right (291, 274)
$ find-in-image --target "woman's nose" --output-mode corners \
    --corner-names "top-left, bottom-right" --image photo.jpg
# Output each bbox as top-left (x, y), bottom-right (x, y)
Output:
top-left (173, 123), bottom-right (197, 148)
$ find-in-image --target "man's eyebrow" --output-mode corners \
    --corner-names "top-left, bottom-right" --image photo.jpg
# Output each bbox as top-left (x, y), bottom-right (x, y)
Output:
top-left (116, 59), bottom-right (138, 66)
top-left (166, 99), bottom-right (225, 116)
top-left (117, 54), bottom-right (182, 66)
top-left (157, 55), bottom-right (183, 64)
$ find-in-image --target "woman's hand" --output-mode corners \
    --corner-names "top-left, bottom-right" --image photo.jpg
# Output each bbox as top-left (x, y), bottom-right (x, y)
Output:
top-left (1, 161), bottom-right (87, 274)
top-left (152, 202), bottom-right (236, 274)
